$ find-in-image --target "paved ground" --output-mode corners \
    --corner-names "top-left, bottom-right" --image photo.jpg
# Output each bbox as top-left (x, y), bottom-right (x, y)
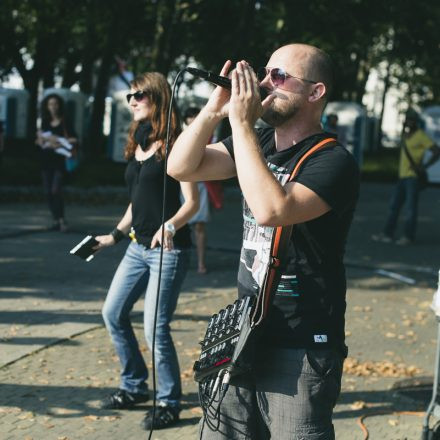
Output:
top-left (1, 182), bottom-right (440, 439)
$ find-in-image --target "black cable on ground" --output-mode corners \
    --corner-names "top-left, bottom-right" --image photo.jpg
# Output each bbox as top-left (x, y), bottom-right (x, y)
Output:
top-left (357, 410), bottom-right (425, 439)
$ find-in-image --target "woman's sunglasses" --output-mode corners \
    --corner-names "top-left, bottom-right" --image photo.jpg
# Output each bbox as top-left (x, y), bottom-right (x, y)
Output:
top-left (126, 90), bottom-right (148, 104)
top-left (257, 67), bottom-right (317, 88)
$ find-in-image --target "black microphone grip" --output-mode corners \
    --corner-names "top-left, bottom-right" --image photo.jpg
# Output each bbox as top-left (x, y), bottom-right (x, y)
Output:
top-left (186, 67), bottom-right (268, 100)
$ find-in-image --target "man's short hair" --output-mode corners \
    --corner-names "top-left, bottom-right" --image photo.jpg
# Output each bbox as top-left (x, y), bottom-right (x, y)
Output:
top-left (309, 48), bottom-right (335, 103)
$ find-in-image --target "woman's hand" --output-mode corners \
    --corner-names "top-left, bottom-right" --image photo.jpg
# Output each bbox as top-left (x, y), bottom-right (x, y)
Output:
top-left (150, 226), bottom-right (174, 251)
top-left (94, 234), bottom-right (116, 250)
top-left (49, 136), bottom-right (62, 148)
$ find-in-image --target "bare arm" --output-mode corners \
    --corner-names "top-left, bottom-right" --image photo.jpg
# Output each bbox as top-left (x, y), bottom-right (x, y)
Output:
top-left (425, 144), bottom-right (440, 169)
top-left (168, 61), bottom-right (236, 182)
top-left (95, 204), bottom-right (133, 249)
top-left (231, 122), bottom-right (330, 226)
top-left (150, 181), bottom-right (199, 249)
top-left (168, 114), bottom-right (237, 182)
top-left (228, 62), bottom-right (330, 226)
top-left (168, 181), bottom-right (199, 229)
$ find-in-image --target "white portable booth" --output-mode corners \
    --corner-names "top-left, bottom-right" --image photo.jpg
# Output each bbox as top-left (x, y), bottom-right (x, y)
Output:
top-left (0, 87), bottom-right (29, 139)
top-left (107, 90), bottom-right (132, 163)
top-left (420, 106), bottom-right (440, 184)
top-left (323, 102), bottom-right (368, 167)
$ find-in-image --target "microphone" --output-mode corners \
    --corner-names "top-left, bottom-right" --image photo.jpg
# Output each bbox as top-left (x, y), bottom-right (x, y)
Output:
top-left (186, 67), bottom-right (268, 100)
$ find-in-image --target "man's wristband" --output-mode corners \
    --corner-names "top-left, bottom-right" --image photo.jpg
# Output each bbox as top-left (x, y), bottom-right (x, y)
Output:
top-left (110, 228), bottom-right (125, 243)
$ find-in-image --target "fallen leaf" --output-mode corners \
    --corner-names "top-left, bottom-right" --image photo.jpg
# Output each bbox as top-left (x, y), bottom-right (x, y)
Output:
top-left (350, 401), bottom-right (367, 410)
top-left (103, 416), bottom-right (120, 422)
top-left (343, 357), bottom-right (422, 377)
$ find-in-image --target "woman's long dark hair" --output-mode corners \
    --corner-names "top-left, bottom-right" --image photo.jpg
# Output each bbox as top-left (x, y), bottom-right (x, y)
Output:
top-left (124, 72), bottom-right (181, 161)
top-left (40, 93), bottom-right (65, 128)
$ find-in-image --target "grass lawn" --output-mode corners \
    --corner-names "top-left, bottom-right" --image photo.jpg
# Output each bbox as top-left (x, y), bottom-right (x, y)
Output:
top-left (361, 148), bottom-right (399, 183)
top-left (1, 139), bottom-right (399, 188)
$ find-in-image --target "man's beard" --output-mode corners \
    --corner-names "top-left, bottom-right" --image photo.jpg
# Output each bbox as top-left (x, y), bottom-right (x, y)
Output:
top-left (261, 101), bottom-right (298, 127)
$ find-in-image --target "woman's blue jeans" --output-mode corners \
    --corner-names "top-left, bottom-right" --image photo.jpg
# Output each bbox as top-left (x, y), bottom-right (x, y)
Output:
top-left (384, 177), bottom-right (419, 241)
top-left (102, 241), bottom-right (190, 407)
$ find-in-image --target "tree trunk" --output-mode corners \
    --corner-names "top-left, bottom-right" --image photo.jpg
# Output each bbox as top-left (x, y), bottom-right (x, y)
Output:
top-left (231, 0), bottom-right (256, 61)
top-left (79, 55), bottom-right (94, 96)
top-left (86, 23), bottom-right (118, 157)
top-left (377, 62), bottom-right (391, 149)
top-left (42, 62), bottom-right (55, 89)
top-left (79, 10), bottom-right (97, 95)
top-left (61, 52), bottom-right (80, 89)
top-left (150, 0), bottom-right (177, 75)
top-left (23, 76), bottom-right (40, 143)
top-left (355, 57), bottom-right (370, 104)
top-left (15, 58), bottom-right (41, 140)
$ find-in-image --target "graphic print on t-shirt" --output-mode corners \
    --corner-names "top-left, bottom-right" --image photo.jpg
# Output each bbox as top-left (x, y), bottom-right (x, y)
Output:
top-left (222, 128), bottom-right (360, 348)
top-left (240, 162), bottom-right (292, 293)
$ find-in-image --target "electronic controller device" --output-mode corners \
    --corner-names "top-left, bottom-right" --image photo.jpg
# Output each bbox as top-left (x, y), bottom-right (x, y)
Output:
top-left (193, 296), bottom-right (255, 382)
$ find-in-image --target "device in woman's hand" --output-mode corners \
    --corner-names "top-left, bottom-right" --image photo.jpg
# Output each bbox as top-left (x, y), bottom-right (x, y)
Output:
top-left (69, 235), bottom-right (99, 262)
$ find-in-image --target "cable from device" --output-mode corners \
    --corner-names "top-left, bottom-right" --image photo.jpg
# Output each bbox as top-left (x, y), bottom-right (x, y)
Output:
top-left (198, 369), bottom-right (232, 438)
top-left (147, 68), bottom-right (187, 440)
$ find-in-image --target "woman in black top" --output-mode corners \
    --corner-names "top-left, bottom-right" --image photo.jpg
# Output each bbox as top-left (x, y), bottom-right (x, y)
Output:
top-left (36, 93), bottom-right (77, 232)
top-left (94, 72), bottom-right (198, 430)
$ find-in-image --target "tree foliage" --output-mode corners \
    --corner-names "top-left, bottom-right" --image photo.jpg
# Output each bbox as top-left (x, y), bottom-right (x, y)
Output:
top-left (1, 0), bottom-right (439, 152)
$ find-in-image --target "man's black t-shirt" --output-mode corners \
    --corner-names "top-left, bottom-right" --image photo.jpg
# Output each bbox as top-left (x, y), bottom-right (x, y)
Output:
top-left (125, 156), bottom-right (191, 249)
top-left (222, 127), bottom-right (360, 352)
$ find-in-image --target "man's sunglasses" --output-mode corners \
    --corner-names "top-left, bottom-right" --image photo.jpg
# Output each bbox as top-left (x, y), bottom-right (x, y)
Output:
top-left (126, 90), bottom-right (148, 104)
top-left (257, 67), bottom-right (317, 88)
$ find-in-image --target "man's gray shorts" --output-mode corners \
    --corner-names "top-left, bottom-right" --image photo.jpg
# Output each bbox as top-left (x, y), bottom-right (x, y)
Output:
top-left (199, 347), bottom-right (343, 439)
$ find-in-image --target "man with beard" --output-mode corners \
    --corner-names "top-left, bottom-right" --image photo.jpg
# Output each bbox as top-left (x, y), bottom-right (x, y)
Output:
top-left (168, 44), bottom-right (360, 439)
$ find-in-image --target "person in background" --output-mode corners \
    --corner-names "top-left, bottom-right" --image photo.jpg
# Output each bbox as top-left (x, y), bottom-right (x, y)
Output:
top-left (183, 106), bottom-right (210, 274)
top-left (372, 109), bottom-right (440, 245)
top-left (35, 93), bottom-right (77, 232)
top-left (325, 113), bottom-right (347, 146)
top-left (94, 72), bottom-right (199, 430)
top-left (108, 55), bottom-right (135, 94)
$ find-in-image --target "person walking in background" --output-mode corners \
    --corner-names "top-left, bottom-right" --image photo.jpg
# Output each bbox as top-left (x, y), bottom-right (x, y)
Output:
top-left (36, 93), bottom-right (77, 232)
top-left (183, 107), bottom-right (210, 274)
top-left (94, 72), bottom-right (199, 430)
top-left (372, 109), bottom-right (440, 245)
top-left (169, 43), bottom-right (359, 439)
top-left (324, 113), bottom-right (347, 146)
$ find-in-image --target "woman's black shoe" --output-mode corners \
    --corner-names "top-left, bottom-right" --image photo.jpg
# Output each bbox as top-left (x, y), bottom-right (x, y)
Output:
top-left (141, 403), bottom-right (179, 430)
top-left (100, 389), bottom-right (149, 409)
